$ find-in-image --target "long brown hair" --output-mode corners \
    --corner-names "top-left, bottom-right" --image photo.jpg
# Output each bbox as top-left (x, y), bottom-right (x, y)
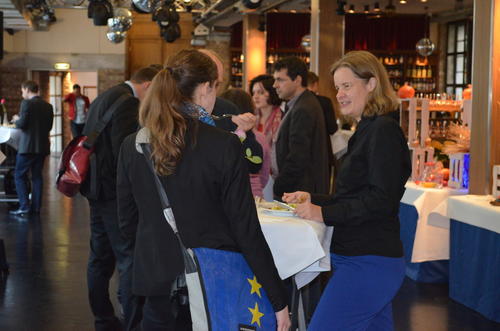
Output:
top-left (330, 51), bottom-right (398, 117)
top-left (139, 49), bottom-right (218, 175)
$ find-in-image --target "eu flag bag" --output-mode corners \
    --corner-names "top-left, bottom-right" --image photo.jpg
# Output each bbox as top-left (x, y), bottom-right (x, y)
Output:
top-left (139, 140), bottom-right (277, 331)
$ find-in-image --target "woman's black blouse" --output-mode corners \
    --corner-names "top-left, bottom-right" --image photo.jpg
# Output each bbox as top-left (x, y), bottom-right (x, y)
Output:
top-left (311, 114), bottom-right (411, 257)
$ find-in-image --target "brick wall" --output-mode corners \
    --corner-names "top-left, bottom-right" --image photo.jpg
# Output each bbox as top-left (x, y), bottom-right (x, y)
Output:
top-left (0, 67), bottom-right (27, 121)
top-left (98, 69), bottom-right (125, 94)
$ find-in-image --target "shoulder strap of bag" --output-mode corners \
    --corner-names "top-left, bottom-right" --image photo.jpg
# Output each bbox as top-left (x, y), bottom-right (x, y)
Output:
top-left (140, 143), bottom-right (197, 273)
top-left (84, 93), bottom-right (131, 149)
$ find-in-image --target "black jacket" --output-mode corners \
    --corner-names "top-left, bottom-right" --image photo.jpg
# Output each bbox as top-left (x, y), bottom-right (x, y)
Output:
top-left (274, 89), bottom-right (329, 198)
top-left (316, 94), bottom-right (338, 166)
top-left (82, 83), bottom-right (138, 200)
top-left (312, 114), bottom-right (411, 257)
top-left (213, 97), bottom-right (263, 174)
top-left (15, 96), bottom-right (54, 155)
top-left (116, 120), bottom-right (288, 312)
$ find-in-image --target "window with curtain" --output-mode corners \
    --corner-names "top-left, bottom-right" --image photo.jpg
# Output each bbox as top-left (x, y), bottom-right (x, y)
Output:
top-left (445, 20), bottom-right (473, 98)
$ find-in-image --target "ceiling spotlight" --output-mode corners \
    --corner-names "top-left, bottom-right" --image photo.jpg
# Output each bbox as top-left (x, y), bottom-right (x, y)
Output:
top-left (421, 0), bottom-right (428, 2)
top-left (348, 5), bottom-right (355, 13)
top-left (364, 5), bottom-right (369, 13)
top-left (374, 2), bottom-right (380, 12)
top-left (400, 0), bottom-right (407, 4)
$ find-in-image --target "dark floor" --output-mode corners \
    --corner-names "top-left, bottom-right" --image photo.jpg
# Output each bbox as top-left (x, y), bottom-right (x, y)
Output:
top-left (0, 157), bottom-right (499, 331)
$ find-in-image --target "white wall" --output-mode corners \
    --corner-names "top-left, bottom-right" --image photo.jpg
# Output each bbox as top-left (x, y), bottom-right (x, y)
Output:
top-left (8, 8), bottom-right (125, 55)
top-left (3, 31), bottom-right (14, 52)
top-left (68, 71), bottom-right (99, 102)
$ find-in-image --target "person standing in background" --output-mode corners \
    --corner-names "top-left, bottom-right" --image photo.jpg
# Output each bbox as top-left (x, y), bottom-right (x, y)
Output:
top-left (272, 57), bottom-right (329, 199)
top-left (10, 81), bottom-right (54, 216)
top-left (82, 66), bottom-right (159, 331)
top-left (308, 71), bottom-right (338, 192)
top-left (64, 84), bottom-right (90, 138)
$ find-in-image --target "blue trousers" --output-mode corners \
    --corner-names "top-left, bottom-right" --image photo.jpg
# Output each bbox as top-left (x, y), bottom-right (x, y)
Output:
top-left (308, 254), bottom-right (405, 331)
top-left (14, 153), bottom-right (46, 211)
top-left (87, 199), bottom-right (139, 331)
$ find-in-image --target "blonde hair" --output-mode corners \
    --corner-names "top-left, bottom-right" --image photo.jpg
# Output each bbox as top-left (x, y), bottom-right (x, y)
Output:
top-left (139, 49), bottom-right (218, 176)
top-left (330, 51), bottom-right (398, 117)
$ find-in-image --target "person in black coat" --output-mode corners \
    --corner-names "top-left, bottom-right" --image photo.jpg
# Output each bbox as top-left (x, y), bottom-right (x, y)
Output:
top-left (10, 81), bottom-right (54, 216)
top-left (284, 51), bottom-right (411, 331)
top-left (116, 49), bottom-right (290, 331)
top-left (308, 71), bottom-right (338, 188)
top-left (272, 57), bottom-right (329, 199)
top-left (82, 66), bottom-right (159, 331)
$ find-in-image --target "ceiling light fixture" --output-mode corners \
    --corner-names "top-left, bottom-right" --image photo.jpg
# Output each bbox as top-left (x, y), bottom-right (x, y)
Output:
top-left (348, 5), bottom-right (355, 13)
top-left (364, 5), bottom-right (369, 13)
top-left (374, 2), bottom-right (381, 12)
top-left (400, 0), bottom-right (407, 4)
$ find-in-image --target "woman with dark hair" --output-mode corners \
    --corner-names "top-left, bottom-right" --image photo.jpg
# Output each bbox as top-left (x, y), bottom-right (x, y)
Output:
top-left (284, 51), bottom-right (411, 330)
top-left (250, 74), bottom-right (282, 149)
top-left (117, 49), bottom-right (290, 330)
top-left (220, 88), bottom-right (271, 198)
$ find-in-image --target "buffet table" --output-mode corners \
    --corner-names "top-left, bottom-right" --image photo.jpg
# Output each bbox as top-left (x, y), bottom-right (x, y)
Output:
top-left (447, 195), bottom-right (500, 322)
top-left (399, 182), bottom-right (467, 282)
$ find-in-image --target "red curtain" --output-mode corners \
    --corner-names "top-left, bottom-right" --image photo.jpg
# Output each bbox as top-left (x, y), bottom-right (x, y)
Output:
top-left (230, 21), bottom-right (243, 48)
top-left (266, 13), bottom-right (310, 49)
top-left (345, 14), bottom-right (429, 51)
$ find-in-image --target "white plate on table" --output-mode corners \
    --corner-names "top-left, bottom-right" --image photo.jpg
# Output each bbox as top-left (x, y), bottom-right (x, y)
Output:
top-left (261, 209), bottom-right (296, 218)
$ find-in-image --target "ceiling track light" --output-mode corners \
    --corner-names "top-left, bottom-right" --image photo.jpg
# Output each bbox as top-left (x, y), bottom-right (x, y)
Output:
top-left (364, 5), bottom-right (369, 13)
top-left (400, 0), bottom-right (407, 4)
top-left (348, 5), bottom-right (355, 14)
top-left (374, 2), bottom-right (381, 12)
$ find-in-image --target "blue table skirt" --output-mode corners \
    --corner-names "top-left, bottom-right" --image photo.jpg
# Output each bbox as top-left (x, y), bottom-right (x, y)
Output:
top-left (398, 203), bottom-right (449, 283)
top-left (449, 220), bottom-right (500, 322)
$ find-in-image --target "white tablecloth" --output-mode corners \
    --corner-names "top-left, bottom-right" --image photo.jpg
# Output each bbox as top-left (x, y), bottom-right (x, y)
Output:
top-left (258, 209), bottom-right (333, 289)
top-left (0, 126), bottom-right (21, 150)
top-left (401, 182), bottom-right (467, 262)
top-left (447, 195), bottom-right (500, 234)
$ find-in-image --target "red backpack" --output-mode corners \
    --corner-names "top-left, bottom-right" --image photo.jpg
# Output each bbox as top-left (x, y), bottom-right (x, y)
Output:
top-left (56, 94), bottom-right (131, 197)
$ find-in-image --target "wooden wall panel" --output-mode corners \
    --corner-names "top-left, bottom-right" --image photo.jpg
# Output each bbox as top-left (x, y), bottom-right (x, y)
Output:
top-left (127, 12), bottom-right (194, 77)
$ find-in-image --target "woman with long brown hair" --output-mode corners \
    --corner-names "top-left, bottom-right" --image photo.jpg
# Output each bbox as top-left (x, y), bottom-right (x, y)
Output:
top-left (116, 49), bottom-right (290, 330)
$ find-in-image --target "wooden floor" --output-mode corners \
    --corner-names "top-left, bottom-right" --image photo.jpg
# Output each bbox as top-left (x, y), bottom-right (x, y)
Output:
top-left (0, 156), bottom-right (498, 330)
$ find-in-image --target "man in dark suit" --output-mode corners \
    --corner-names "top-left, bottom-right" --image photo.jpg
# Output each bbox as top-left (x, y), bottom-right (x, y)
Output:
top-left (82, 66), bottom-right (159, 331)
top-left (308, 71), bottom-right (338, 192)
top-left (10, 80), bottom-right (53, 216)
top-left (272, 57), bottom-right (329, 199)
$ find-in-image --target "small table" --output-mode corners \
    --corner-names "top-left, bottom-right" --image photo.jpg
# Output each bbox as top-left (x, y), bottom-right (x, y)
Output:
top-left (447, 195), bottom-right (500, 323)
top-left (399, 182), bottom-right (467, 282)
top-left (0, 126), bottom-right (21, 150)
top-left (258, 209), bottom-right (333, 330)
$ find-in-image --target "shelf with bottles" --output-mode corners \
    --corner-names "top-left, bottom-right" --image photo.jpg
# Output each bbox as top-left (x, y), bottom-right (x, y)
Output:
top-left (373, 52), bottom-right (438, 93)
top-left (230, 50), bottom-right (244, 88)
top-left (265, 49), bottom-right (310, 74)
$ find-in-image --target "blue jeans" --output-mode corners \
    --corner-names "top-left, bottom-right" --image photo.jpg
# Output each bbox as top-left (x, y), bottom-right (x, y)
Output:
top-left (14, 153), bottom-right (46, 211)
top-left (308, 254), bottom-right (405, 331)
top-left (87, 199), bottom-right (140, 331)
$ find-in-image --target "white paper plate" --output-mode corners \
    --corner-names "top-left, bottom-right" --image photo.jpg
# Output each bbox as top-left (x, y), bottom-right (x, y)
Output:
top-left (261, 209), bottom-right (296, 218)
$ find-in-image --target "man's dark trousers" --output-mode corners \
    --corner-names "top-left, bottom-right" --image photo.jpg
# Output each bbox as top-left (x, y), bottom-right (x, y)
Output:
top-left (87, 198), bottom-right (139, 331)
top-left (14, 153), bottom-right (46, 212)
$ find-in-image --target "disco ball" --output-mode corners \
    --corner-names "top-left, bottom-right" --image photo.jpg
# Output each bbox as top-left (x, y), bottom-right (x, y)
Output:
top-left (416, 38), bottom-right (435, 57)
top-left (132, 0), bottom-right (153, 13)
top-left (301, 34), bottom-right (311, 52)
top-left (106, 30), bottom-right (127, 43)
top-left (114, 8), bottom-right (133, 18)
top-left (107, 16), bottom-right (132, 32)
